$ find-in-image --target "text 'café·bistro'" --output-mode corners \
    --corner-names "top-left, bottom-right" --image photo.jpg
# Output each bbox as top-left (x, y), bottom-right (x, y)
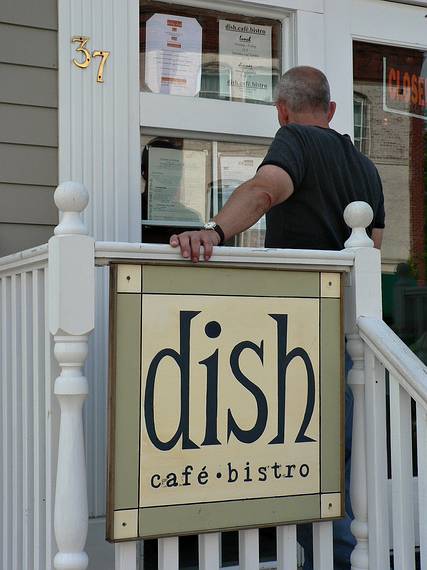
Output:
top-left (1, 0), bottom-right (427, 569)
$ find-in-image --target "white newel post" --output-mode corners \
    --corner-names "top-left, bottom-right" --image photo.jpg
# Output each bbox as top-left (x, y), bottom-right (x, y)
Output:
top-left (344, 202), bottom-right (382, 570)
top-left (49, 182), bottom-right (95, 570)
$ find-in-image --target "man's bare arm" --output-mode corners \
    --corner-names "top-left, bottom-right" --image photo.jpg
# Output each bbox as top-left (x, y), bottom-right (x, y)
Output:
top-left (372, 228), bottom-right (383, 249)
top-left (170, 164), bottom-right (294, 262)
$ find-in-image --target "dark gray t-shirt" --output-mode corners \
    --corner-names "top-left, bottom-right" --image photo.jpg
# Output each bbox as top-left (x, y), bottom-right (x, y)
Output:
top-left (259, 124), bottom-right (385, 250)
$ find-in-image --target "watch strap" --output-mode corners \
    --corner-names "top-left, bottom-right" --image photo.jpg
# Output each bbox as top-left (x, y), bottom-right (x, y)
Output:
top-left (203, 222), bottom-right (225, 245)
top-left (212, 223), bottom-right (225, 246)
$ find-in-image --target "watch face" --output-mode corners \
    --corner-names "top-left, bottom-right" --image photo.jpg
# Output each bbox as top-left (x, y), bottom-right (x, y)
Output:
top-left (204, 221), bottom-right (216, 230)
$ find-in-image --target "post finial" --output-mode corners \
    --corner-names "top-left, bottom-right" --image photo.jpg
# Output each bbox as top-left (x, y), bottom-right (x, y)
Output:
top-left (344, 201), bottom-right (374, 248)
top-left (54, 181), bottom-right (89, 236)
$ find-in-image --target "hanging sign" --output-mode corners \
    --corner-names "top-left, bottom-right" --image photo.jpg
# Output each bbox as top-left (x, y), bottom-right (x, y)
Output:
top-left (107, 263), bottom-right (344, 541)
top-left (145, 13), bottom-right (202, 96)
top-left (383, 56), bottom-right (427, 121)
top-left (219, 20), bottom-right (273, 103)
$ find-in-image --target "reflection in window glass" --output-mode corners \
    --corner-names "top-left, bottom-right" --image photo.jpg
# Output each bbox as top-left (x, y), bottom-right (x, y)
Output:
top-left (354, 44), bottom-right (427, 482)
top-left (353, 42), bottom-right (427, 359)
top-left (139, 1), bottom-right (282, 105)
top-left (141, 134), bottom-right (269, 246)
top-left (353, 92), bottom-right (370, 155)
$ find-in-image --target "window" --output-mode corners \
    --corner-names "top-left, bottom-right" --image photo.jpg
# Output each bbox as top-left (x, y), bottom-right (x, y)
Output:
top-left (140, 1), bottom-right (282, 105)
top-left (353, 92), bottom-right (370, 155)
top-left (141, 134), bottom-right (269, 246)
top-left (353, 41), bottom-right (427, 351)
top-left (139, 0), bottom-right (293, 247)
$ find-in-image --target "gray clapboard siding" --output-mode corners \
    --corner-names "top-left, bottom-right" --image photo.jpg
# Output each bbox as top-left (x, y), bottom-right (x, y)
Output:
top-left (0, 103), bottom-right (58, 147)
top-left (0, 144), bottom-right (58, 186)
top-left (0, 0), bottom-right (57, 30)
top-left (0, 63), bottom-right (58, 108)
top-left (0, 222), bottom-right (55, 257)
top-left (0, 23), bottom-right (57, 68)
top-left (0, 184), bottom-right (57, 225)
top-left (0, 1), bottom-right (58, 256)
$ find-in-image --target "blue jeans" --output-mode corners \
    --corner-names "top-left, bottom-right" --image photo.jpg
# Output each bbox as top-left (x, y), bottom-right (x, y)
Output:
top-left (297, 351), bottom-right (356, 570)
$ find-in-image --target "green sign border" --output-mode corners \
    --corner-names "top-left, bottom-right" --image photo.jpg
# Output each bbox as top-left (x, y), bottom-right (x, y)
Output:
top-left (107, 263), bottom-right (344, 541)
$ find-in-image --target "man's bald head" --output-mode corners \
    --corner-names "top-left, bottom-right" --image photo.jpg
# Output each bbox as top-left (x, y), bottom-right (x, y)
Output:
top-left (275, 66), bottom-right (331, 114)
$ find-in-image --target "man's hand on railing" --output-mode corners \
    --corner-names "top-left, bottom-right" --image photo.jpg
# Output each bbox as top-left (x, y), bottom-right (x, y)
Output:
top-left (170, 229), bottom-right (221, 263)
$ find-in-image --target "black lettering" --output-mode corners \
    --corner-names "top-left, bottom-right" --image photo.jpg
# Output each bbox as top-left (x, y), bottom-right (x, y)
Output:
top-left (182, 465), bottom-right (193, 486)
top-left (198, 466), bottom-right (209, 485)
top-left (244, 461), bottom-right (252, 482)
top-left (283, 464), bottom-right (296, 478)
top-left (227, 462), bottom-right (238, 483)
top-left (150, 474), bottom-right (161, 488)
top-left (258, 466), bottom-right (267, 481)
top-left (227, 340), bottom-right (268, 443)
top-left (300, 464), bottom-right (310, 478)
top-left (199, 350), bottom-right (221, 446)
top-left (144, 311), bottom-right (200, 451)
top-left (166, 472), bottom-right (178, 487)
top-left (269, 314), bottom-right (316, 444)
top-left (272, 461), bottom-right (282, 479)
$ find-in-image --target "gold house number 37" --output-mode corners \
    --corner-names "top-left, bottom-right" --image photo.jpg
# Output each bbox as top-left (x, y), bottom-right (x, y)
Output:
top-left (72, 36), bottom-right (110, 83)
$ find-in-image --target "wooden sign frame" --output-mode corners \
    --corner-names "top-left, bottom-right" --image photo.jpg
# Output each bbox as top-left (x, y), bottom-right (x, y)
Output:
top-left (107, 261), bottom-right (344, 541)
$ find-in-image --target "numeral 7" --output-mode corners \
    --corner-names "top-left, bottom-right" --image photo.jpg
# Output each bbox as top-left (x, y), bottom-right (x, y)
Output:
top-left (72, 37), bottom-right (110, 83)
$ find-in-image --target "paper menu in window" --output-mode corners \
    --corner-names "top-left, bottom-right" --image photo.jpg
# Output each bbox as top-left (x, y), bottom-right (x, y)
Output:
top-left (219, 154), bottom-right (263, 183)
top-left (148, 147), bottom-right (206, 224)
top-left (218, 154), bottom-right (265, 228)
top-left (145, 13), bottom-right (202, 97)
top-left (219, 20), bottom-right (272, 102)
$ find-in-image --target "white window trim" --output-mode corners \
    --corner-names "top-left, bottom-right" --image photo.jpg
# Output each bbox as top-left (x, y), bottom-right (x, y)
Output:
top-left (141, 0), bottom-right (323, 17)
top-left (140, 94), bottom-right (280, 139)
top-left (139, 0), bottom-right (295, 139)
top-left (351, 0), bottom-right (427, 50)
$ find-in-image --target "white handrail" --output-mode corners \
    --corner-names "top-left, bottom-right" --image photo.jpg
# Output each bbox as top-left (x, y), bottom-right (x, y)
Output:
top-left (94, 241), bottom-right (355, 269)
top-left (0, 244), bottom-right (48, 275)
top-left (358, 315), bottom-right (427, 411)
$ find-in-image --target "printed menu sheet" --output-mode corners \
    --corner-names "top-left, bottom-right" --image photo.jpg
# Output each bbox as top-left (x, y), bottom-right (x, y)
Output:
top-left (145, 13), bottom-right (202, 97)
top-left (219, 20), bottom-right (273, 103)
top-left (148, 147), bottom-right (206, 225)
top-left (218, 155), bottom-right (265, 229)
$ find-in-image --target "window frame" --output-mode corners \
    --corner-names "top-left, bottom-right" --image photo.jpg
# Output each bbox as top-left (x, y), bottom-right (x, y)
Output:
top-left (353, 91), bottom-right (371, 156)
top-left (139, 0), bottom-right (295, 139)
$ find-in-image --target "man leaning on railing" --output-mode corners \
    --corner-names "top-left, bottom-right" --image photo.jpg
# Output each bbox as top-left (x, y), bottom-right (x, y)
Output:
top-left (170, 65), bottom-right (385, 570)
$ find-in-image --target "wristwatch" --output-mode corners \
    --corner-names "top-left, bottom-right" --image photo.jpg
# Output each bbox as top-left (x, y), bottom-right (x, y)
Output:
top-left (202, 221), bottom-right (225, 245)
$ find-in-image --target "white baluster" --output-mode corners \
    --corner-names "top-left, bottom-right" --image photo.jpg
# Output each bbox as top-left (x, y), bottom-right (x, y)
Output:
top-left (312, 521), bottom-right (333, 569)
top-left (199, 532), bottom-right (221, 570)
top-left (344, 201), bottom-right (382, 570)
top-left (347, 334), bottom-right (368, 570)
top-left (239, 528), bottom-right (259, 570)
top-left (389, 376), bottom-right (415, 570)
top-left (53, 336), bottom-right (89, 570)
top-left (277, 525), bottom-right (297, 570)
top-left (363, 348), bottom-right (389, 570)
top-left (115, 542), bottom-right (137, 570)
top-left (49, 182), bottom-right (95, 570)
top-left (416, 402), bottom-right (427, 570)
top-left (158, 537), bottom-right (179, 570)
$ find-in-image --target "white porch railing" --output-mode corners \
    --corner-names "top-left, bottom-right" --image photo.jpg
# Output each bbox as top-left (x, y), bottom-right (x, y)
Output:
top-left (358, 316), bottom-right (427, 570)
top-left (0, 244), bottom-right (55, 570)
top-left (1, 181), bottom-right (427, 570)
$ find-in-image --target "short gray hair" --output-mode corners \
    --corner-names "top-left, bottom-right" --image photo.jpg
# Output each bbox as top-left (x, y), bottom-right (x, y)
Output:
top-left (275, 66), bottom-right (331, 113)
